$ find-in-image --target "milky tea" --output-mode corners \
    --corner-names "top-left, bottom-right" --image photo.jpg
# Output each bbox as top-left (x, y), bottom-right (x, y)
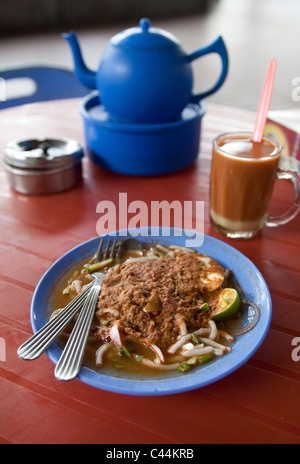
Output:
top-left (210, 132), bottom-right (281, 239)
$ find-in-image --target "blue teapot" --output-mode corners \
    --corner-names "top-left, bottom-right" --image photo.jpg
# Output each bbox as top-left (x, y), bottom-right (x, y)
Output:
top-left (64, 18), bottom-right (229, 124)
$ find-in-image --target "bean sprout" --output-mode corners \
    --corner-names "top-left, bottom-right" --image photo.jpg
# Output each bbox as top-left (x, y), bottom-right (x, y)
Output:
top-left (181, 346), bottom-right (214, 358)
top-left (95, 343), bottom-right (113, 366)
top-left (208, 320), bottom-right (218, 341)
top-left (70, 280), bottom-right (82, 294)
top-left (132, 354), bottom-right (180, 370)
top-left (125, 256), bottom-right (159, 264)
top-left (149, 344), bottom-right (165, 364)
top-left (156, 244), bottom-right (170, 255)
top-left (198, 337), bottom-right (232, 353)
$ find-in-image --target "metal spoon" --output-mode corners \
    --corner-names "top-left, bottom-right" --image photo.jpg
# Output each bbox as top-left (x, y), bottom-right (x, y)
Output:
top-left (116, 238), bottom-right (143, 260)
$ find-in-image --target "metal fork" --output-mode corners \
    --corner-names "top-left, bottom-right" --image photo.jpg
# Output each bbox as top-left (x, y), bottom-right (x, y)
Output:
top-left (94, 237), bottom-right (119, 262)
top-left (55, 238), bottom-right (120, 381)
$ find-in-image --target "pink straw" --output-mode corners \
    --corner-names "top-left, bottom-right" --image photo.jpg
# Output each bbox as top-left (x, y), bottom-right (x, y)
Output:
top-left (252, 58), bottom-right (277, 143)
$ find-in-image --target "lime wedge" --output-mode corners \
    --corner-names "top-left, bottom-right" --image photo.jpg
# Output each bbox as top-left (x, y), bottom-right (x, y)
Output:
top-left (211, 288), bottom-right (240, 321)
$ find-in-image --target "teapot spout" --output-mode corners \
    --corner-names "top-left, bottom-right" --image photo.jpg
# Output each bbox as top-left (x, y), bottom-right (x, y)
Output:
top-left (63, 31), bottom-right (96, 90)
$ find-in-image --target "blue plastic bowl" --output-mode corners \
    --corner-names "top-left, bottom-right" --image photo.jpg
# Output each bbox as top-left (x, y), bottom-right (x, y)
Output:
top-left (80, 93), bottom-right (205, 176)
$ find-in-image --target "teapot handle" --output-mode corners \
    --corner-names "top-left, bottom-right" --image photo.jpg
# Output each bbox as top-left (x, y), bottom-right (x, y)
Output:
top-left (188, 36), bottom-right (229, 103)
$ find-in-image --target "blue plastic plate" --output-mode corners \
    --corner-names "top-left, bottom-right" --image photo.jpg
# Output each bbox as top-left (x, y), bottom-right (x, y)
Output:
top-left (31, 229), bottom-right (272, 396)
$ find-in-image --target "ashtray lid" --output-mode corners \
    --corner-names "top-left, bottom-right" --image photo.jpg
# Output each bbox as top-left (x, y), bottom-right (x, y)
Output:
top-left (4, 138), bottom-right (83, 170)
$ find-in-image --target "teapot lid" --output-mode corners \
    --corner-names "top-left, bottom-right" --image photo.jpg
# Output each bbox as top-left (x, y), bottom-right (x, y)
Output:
top-left (110, 18), bottom-right (181, 49)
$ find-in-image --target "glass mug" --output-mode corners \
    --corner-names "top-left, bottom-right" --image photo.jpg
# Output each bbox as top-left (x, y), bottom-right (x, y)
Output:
top-left (210, 132), bottom-right (300, 239)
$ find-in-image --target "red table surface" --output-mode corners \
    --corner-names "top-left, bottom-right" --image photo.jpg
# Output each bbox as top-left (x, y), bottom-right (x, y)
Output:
top-left (0, 99), bottom-right (299, 445)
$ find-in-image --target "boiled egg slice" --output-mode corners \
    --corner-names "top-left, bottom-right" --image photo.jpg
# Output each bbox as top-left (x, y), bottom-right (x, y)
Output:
top-left (196, 254), bottom-right (224, 292)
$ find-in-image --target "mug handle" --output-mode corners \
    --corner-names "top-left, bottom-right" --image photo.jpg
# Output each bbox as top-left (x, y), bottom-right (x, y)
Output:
top-left (188, 36), bottom-right (229, 103)
top-left (265, 170), bottom-right (300, 227)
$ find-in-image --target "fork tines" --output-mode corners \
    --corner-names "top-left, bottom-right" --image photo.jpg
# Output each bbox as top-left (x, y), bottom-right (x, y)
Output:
top-left (94, 237), bottom-right (120, 263)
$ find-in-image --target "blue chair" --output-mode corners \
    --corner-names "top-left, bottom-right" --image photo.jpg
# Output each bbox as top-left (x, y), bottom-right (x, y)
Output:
top-left (0, 66), bottom-right (90, 109)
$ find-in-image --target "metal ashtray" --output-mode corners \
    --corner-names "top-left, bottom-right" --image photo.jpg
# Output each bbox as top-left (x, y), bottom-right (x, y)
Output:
top-left (3, 138), bottom-right (83, 195)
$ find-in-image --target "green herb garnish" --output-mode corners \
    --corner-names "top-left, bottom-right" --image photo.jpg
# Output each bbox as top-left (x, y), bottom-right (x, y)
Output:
top-left (177, 363), bottom-right (191, 373)
top-left (85, 258), bottom-right (114, 273)
top-left (101, 321), bottom-right (110, 326)
top-left (192, 332), bottom-right (200, 345)
top-left (119, 346), bottom-right (132, 359)
top-left (200, 303), bottom-right (209, 313)
top-left (198, 353), bottom-right (213, 364)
